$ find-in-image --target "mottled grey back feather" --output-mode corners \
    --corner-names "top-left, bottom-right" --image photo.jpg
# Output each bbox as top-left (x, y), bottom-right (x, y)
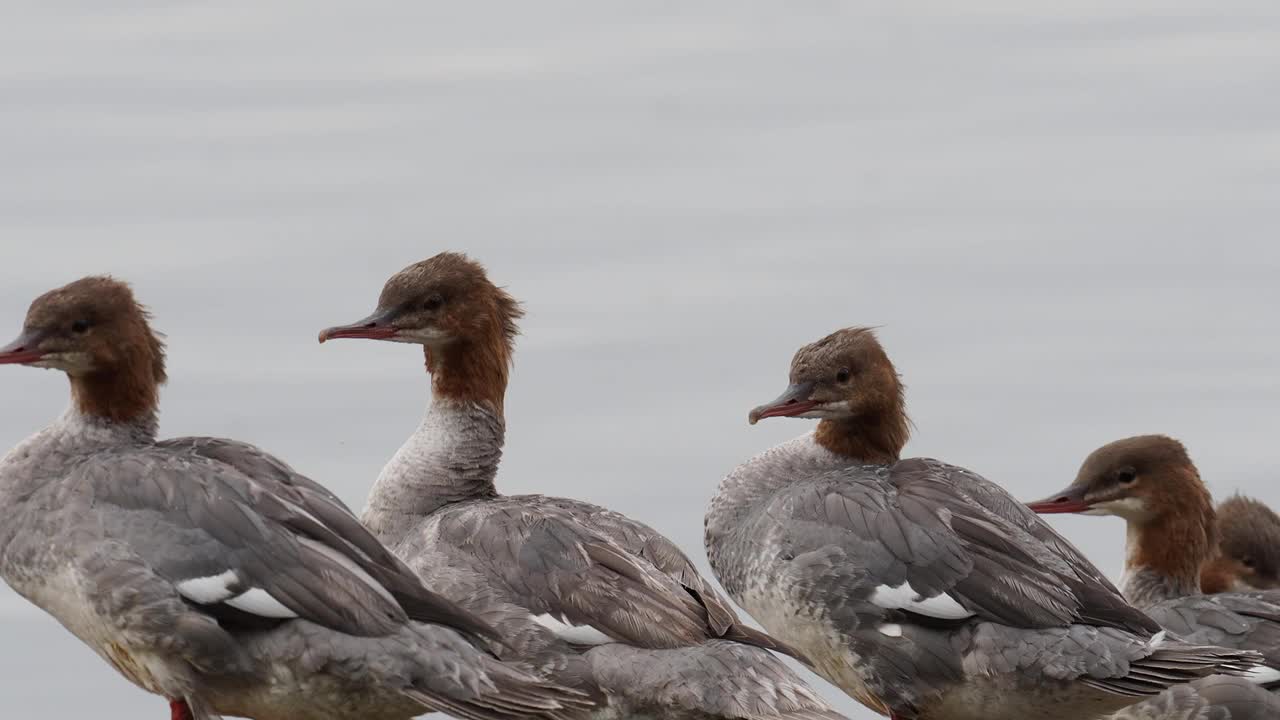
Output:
top-left (1144, 591), bottom-right (1280, 671)
top-left (434, 493), bottom-right (794, 654)
top-left (587, 641), bottom-right (841, 720)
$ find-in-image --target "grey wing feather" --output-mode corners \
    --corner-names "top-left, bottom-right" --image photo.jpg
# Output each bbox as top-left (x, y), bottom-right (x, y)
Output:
top-left (75, 446), bottom-right (494, 642)
top-left (158, 436), bottom-right (499, 642)
top-left (436, 497), bottom-right (776, 652)
top-left (771, 458), bottom-right (1158, 633)
top-left (535, 496), bottom-right (742, 635)
top-left (157, 436), bottom-right (351, 508)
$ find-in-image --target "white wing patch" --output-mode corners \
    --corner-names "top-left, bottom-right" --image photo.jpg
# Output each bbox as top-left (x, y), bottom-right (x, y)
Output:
top-left (876, 623), bottom-right (903, 638)
top-left (531, 613), bottom-right (614, 645)
top-left (1146, 630), bottom-right (1166, 648)
top-left (177, 570), bottom-right (240, 604)
top-left (869, 581), bottom-right (974, 620)
top-left (225, 588), bottom-right (299, 619)
top-left (178, 570), bottom-right (298, 620)
top-left (1244, 665), bottom-right (1280, 685)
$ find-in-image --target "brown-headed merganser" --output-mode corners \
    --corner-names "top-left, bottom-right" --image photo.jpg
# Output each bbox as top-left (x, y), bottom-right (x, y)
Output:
top-left (0, 276), bottom-right (590, 720)
top-left (706, 327), bottom-right (1262, 720)
top-left (1028, 435), bottom-right (1280, 687)
top-left (1202, 495), bottom-right (1280, 593)
top-left (319, 252), bottom-right (844, 720)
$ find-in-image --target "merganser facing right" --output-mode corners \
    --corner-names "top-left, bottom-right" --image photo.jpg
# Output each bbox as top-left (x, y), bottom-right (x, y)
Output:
top-left (1202, 495), bottom-right (1280, 593)
top-left (0, 276), bottom-right (589, 720)
top-left (705, 327), bottom-right (1262, 720)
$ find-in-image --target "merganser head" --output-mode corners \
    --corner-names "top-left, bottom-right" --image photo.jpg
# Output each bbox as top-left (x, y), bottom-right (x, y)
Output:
top-left (1201, 495), bottom-right (1280, 593)
top-left (748, 327), bottom-right (909, 463)
top-left (318, 252), bottom-right (522, 412)
top-left (1027, 435), bottom-right (1203, 524)
top-left (748, 327), bottom-right (901, 425)
top-left (318, 252), bottom-right (521, 349)
top-left (0, 275), bottom-right (166, 422)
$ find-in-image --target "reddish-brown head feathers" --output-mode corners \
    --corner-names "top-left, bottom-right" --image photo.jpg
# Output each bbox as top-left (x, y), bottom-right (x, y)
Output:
top-left (15, 276), bottom-right (166, 422)
top-left (791, 327), bottom-right (909, 463)
top-left (1073, 435), bottom-right (1215, 585)
top-left (376, 253), bottom-right (523, 413)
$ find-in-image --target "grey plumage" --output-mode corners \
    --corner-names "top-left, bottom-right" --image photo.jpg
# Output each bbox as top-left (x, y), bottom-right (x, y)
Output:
top-left (706, 434), bottom-right (1262, 719)
top-left (369, 398), bottom-right (844, 720)
top-left (322, 254), bottom-right (821, 719)
top-left (1141, 592), bottom-right (1280, 683)
top-left (586, 641), bottom-right (846, 720)
top-left (0, 412), bottom-right (590, 720)
top-left (158, 435), bottom-right (499, 642)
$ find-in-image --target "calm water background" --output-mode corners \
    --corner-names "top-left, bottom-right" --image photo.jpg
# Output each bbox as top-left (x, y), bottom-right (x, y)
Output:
top-left (2, 2), bottom-right (1278, 718)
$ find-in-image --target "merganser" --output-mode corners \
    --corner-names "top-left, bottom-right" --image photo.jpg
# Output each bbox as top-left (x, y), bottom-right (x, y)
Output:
top-left (705, 327), bottom-right (1261, 720)
top-left (318, 252), bottom-right (844, 720)
top-left (0, 276), bottom-right (590, 720)
top-left (1202, 495), bottom-right (1280, 593)
top-left (1027, 435), bottom-right (1280, 686)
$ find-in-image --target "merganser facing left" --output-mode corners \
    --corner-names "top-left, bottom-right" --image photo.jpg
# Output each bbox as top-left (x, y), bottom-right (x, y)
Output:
top-left (319, 253), bottom-right (845, 720)
top-left (1202, 495), bottom-right (1280, 593)
top-left (0, 276), bottom-right (590, 720)
top-left (705, 327), bottom-right (1263, 720)
top-left (1027, 435), bottom-right (1280, 686)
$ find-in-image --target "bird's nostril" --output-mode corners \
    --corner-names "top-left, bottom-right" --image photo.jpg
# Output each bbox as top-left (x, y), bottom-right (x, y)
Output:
top-left (1055, 496), bottom-right (1069, 503)
top-left (362, 323), bottom-right (376, 328)
top-left (785, 399), bottom-right (797, 405)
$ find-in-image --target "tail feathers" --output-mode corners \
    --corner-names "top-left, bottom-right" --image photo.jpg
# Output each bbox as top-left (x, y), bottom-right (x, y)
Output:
top-left (403, 670), bottom-right (594, 720)
top-left (1082, 643), bottom-right (1265, 698)
top-left (721, 622), bottom-right (814, 665)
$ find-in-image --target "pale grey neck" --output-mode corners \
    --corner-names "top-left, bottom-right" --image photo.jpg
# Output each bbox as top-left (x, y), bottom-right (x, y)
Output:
top-left (361, 397), bottom-right (504, 546)
top-left (3, 406), bottom-right (157, 470)
top-left (1121, 566), bottom-right (1198, 609)
top-left (0, 406), bottom-right (157, 547)
top-left (705, 432), bottom-right (847, 580)
top-left (62, 406), bottom-right (159, 445)
top-left (1119, 524), bottom-right (1201, 608)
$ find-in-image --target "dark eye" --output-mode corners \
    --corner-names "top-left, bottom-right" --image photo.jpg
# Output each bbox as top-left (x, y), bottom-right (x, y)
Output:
top-left (1116, 468), bottom-right (1137, 484)
top-left (422, 294), bottom-right (444, 311)
top-left (1241, 556), bottom-right (1256, 569)
top-left (835, 368), bottom-right (851, 383)
top-left (70, 319), bottom-right (91, 334)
